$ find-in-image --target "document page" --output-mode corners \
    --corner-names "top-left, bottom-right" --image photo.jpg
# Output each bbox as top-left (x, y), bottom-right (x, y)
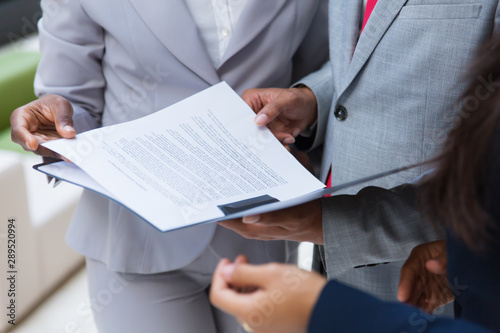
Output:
top-left (43, 82), bottom-right (325, 231)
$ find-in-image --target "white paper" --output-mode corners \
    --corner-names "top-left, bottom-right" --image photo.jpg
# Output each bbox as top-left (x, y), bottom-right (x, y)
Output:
top-left (41, 82), bottom-right (325, 231)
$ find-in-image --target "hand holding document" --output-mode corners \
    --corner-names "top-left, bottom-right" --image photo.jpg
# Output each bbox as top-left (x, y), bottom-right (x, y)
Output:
top-left (35, 82), bottom-right (417, 232)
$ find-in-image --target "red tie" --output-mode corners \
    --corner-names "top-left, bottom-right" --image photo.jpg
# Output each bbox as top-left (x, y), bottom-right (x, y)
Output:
top-left (361, 0), bottom-right (378, 32)
top-left (325, 0), bottom-right (378, 193)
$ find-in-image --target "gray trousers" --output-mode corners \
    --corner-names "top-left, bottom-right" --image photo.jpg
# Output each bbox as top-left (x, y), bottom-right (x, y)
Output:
top-left (86, 227), bottom-right (297, 333)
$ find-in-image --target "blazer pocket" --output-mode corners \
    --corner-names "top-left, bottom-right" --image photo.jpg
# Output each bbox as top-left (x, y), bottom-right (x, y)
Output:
top-left (398, 4), bottom-right (482, 19)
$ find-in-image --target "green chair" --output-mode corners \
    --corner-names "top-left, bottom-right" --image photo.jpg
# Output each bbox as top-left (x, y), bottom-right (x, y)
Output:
top-left (0, 51), bottom-right (40, 152)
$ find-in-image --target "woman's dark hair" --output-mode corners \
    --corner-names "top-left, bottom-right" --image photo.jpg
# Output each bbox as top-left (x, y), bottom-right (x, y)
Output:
top-left (419, 33), bottom-right (500, 252)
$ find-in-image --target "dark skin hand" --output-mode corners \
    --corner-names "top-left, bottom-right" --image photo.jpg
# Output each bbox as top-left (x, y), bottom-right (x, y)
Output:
top-left (398, 240), bottom-right (453, 313)
top-left (218, 199), bottom-right (323, 244)
top-left (243, 86), bottom-right (318, 145)
top-left (10, 94), bottom-right (76, 158)
top-left (218, 149), bottom-right (324, 245)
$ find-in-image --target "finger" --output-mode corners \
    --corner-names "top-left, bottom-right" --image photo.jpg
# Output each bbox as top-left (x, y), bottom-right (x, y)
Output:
top-left (228, 263), bottom-right (279, 288)
top-left (231, 256), bottom-right (256, 294)
top-left (210, 261), bottom-right (258, 316)
top-left (242, 209), bottom-right (302, 230)
top-left (254, 112), bottom-right (270, 126)
top-left (254, 93), bottom-right (291, 126)
top-left (46, 96), bottom-right (76, 139)
top-left (219, 219), bottom-right (265, 234)
top-left (10, 108), bottom-right (40, 151)
top-left (242, 215), bottom-right (261, 224)
top-left (241, 208), bottom-right (285, 225)
top-left (398, 247), bottom-right (427, 303)
top-left (398, 264), bottom-right (420, 302)
top-left (213, 258), bottom-right (233, 284)
top-left (210, 260), bottom-right (243, 308)
top-left (224, 209), bottom-right (300, 231)
top-left (210, 288), bottom-right (253, 319)
top-left (234, 255), bottom-right (249, 264)
top-left (281, 135), bottom-right (295, 145)
top-left (218, 220), bottom-right (292, 241)
top-left (11, 124), bottom-right (39, 151)
top-left (426, 259), bottom-right (447, 275)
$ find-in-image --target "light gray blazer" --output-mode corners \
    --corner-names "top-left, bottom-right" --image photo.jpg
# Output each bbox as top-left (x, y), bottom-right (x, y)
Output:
top-left (34, 0), bottom-right (329, 273)
top-left (300, 0), bottom-right (500, 300)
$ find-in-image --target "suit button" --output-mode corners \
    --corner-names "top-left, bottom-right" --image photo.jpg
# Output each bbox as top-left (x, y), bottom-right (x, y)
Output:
top-left (334, 105), bottom-right (348, 121)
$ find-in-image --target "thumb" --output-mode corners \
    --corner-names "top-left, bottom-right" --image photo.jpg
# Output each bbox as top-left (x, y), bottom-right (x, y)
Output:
top-left (253, 90), bottom-right (291, 126)
top-left (426, 259), bottom-right (447, 275)
top-left (45, 95), bottom-right (76, 138)
top-left (227, 263), bottom-right (276, 289)
top-left (426, 246), bottom-right (447, 275)
top-left (254, 102), bottom-right (281, 126)
top-left (398, 265), bottom-right (418, 302)
top-left (234, 255), bottom-right (249, 265)
top-left (397, 275), bottom-right (414, 303)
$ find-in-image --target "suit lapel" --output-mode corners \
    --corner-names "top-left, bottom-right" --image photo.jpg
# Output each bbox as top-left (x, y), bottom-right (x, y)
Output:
top-left (129, 0), bottom-right (220, 85)
top-left (338, 0), bottom-right (408, 97)
top-left (329, 0), bottom-right (363, 99)
top-left (218, 0), bottom-right (287, 68)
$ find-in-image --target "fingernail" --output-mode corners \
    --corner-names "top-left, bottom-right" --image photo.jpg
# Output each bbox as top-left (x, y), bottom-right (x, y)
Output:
top-left (283, 137), bottom-right (295, 144)
top-left (222, 264), bottom-right (235, 279)
top-left (254, 114), bottom-right (268, 126)
top-left (242, 215), bottom-right (260, 224)
top-left (292, 128), bottom-right (301, 137)
top-left (63, 125), bottom-right (75, 132)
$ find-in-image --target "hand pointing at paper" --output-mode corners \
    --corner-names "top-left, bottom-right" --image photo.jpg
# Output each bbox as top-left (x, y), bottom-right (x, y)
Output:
top-left (10, 94), bottom-right (75, 158)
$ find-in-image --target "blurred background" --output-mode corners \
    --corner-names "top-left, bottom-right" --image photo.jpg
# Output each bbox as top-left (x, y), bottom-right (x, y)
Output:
top-left (1, 2), bottom-right (91, 332)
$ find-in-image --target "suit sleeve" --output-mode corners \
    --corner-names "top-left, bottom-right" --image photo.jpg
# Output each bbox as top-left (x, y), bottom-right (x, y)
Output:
top-left (292, 56), bottom-right (334, 153)
top-left (308, 280), bottom-right (494, 333)
top-left (293, 61), bottom-right (334, 152)
top-left (287, 0), bottom-right (332, 152)
top-left (321, 184), bottom-right (445, 276)
top-left (35, 0), bottom-right (105, 133)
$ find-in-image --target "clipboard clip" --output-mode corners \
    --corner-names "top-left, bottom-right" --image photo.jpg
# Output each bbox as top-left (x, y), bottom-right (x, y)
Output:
top-left (218, 195), bottom-right (279, 215)
top-left (34, 157), bottom-right (64, 188)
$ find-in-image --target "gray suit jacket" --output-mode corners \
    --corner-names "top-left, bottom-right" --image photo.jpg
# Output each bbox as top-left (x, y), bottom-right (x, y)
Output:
top-left (300, 0), bottom-right (500, 300)
top-left (34, 0), bottom-right (329, 273)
